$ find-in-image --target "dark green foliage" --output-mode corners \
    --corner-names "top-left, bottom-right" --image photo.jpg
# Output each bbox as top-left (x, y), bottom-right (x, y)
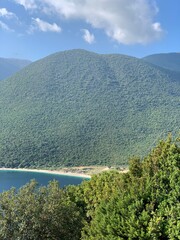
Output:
top-left (71, 170), bottom-right (127, 219)
top-left (0, 57), bottom-right (31, 81)
top-left (0, 49), bottom-right (179, 167)
top-left (80, 136), bottom-right (180, 239)
top-left (0, 180), bottom-right (83, 240)
top-left (129, 157), bottom-right (142, 177)
top-left (143, 53), bottom-right (180, 72)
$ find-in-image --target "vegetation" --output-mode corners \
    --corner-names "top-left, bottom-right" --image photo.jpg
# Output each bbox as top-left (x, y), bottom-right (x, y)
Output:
top-left (0, 180), bottom-right (83, 240)
top-left (0, 50), bottom-right (179, 167)
top-left (78, 135), bottom-right (180, 239)
top-left (0, 136), bottom-right (179, 239)
top-left (0, 57), bottom-right (31, 81)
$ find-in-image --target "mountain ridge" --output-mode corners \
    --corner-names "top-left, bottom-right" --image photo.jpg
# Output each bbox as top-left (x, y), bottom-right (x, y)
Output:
top-left (143, 52), bottom-right (180, 72)
top-left (0, 49), bottom-right (179, 167)
top-left (0, 57), bottom-right (31, 81)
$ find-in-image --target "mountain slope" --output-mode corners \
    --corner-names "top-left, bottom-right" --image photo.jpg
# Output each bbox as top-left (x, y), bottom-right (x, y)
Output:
top-left (0, 50), bottom-right (179, 168)
top-left (143, 53), bottom-right (180, 72)
top-left (0, 58), bottom-right (31, 81)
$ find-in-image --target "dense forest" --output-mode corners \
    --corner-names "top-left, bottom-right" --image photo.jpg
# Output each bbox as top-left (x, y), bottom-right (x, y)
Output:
top-left (0, 135), bottom-right (179, 239)
top-left (0, 50), bottom-right (179, 168)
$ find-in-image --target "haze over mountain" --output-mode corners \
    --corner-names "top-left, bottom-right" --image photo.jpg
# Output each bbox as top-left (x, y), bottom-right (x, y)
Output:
top-left (0, 58), bottom-right (31, 81)
top-left (143, 53), bottom-right (180, 72)
top-left (0, 50), bottom-right (179, 168)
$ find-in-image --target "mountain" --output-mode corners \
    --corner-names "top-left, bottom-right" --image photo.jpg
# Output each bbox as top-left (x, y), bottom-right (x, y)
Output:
top-left (0, 57), bottom-right (31, 81)
top-left (143, 53), bottom-right (180, 72)
top-left (0, 49), bottom-right (179, 168)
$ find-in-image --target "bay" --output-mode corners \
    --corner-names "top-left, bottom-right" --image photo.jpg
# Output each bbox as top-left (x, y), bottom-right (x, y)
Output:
top-left (0, 170), bottom-right (87, 192)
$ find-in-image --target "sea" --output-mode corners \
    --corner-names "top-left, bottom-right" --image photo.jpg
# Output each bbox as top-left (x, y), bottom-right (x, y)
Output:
top-left (0, 170), bottom-right (87, 192)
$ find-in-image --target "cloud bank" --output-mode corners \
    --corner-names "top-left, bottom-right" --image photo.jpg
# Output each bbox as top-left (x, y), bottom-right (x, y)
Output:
top-left (14, 0), bottom-right (163, 44)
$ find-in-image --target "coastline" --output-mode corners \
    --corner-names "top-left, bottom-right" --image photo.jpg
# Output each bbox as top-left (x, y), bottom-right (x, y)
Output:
top-left (0, 168), bottom-right (91, 179)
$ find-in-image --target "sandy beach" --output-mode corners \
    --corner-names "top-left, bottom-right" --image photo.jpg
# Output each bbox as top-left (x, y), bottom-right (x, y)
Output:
top-left (0, 168), bottom-right (91, 179)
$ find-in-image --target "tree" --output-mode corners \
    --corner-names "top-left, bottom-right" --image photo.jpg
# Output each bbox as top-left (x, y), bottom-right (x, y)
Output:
top-left (81, 136), bottom-right (180, 239)
top-left (0, 180), bottom-right (83, 240)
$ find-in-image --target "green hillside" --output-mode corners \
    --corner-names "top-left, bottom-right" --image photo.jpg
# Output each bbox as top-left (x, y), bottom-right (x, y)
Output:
top-left (0, 57), bottom-right (31, 81)
top-left (0, 49), bottom-right (179, 168)
top-left (143, 53), bottom-right (180, 72)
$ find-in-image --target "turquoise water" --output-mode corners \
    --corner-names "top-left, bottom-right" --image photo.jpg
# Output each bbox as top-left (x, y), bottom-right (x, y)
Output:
top-left (0, 170), bottom-right (87, 192)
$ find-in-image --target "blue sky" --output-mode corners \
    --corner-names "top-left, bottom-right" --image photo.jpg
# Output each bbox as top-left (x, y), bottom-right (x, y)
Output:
top-left (0, 0), bottom-right (179, 61)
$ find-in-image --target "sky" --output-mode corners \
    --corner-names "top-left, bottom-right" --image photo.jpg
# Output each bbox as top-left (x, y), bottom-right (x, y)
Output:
top-left (0, 0), bottom-right (179, 61)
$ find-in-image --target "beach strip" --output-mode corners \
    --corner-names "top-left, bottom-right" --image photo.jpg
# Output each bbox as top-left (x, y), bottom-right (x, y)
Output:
top-left (0, 168), bottom-right (91, 179)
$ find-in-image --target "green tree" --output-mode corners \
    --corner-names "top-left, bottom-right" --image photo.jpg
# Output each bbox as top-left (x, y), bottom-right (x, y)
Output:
top-left (81, 136), bottom-right (180, 239)
top-left (0, 180), bottom-right (83, 240)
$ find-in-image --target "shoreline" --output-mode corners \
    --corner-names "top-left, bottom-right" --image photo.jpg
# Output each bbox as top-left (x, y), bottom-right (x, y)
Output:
top-left (0, 168), bottom-right (91, 179)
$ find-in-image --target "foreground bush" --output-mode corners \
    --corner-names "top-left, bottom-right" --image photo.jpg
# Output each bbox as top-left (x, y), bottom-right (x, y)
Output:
top-left (0, 181), bottom-right (83, 240)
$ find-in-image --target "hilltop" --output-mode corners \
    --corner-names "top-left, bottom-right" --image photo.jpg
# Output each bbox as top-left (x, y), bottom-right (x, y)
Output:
top-left (0, 50), bottom-right (179, 168)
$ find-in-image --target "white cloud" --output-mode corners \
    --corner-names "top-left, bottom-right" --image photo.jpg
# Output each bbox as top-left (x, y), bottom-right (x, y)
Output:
top-left (32, 18), bottom-right (61, 33)
top-left (14, 0), bottom-right (163, 44)
top-left (42, 0), bottom-right (163, 44)
top-left (0, 8), bottom-right (16, 19)
top-left (0, 20), bottom-right (11, 31)
top-left (82, 29), bottom-right (95, 44)
top-left (152, 22), bottom-right (162, 32)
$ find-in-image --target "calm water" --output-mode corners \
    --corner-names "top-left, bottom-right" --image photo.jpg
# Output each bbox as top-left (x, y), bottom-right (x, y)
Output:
top-left (0, 170), bottom-right (87, 192)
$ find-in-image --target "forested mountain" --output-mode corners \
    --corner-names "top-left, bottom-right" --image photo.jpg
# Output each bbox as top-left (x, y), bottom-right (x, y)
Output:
top-left (0, 49), bottom-right (179, 168)
top-left (143, 53), bottom-right (180, 72)
top-left (0, 57), bottom-right (31, 81)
